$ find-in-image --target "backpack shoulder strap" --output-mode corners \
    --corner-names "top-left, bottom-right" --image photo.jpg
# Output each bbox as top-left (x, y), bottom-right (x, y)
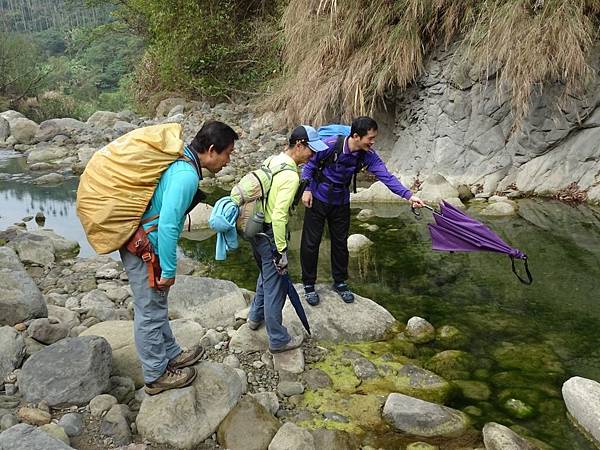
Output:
top-left (317, 135), bottom-right (344, 171)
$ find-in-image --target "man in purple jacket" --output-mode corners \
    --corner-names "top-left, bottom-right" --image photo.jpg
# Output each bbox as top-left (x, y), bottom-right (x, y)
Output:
top-left (300, 116), bottom-right (424, 305)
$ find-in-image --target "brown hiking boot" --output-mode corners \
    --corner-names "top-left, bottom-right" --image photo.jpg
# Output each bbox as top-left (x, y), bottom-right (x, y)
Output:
top-left (168, 346), bottom-right (205, 370)
top-left (144, 366), bottom-right (197, 395)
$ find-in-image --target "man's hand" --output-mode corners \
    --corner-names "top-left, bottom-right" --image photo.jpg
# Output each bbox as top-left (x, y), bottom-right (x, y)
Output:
top-left (409, 195), bottom-right (425, 208)
top-left (273, 249), bottom-right (288, 275)
top-left (302, 191), bottom-right (313, 208)
top-left (157, 277), bottom-right (176, 290)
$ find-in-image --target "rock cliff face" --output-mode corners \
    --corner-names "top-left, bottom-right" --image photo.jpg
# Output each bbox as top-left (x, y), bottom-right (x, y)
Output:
top-left (386, 46), bottom-right (600, 203)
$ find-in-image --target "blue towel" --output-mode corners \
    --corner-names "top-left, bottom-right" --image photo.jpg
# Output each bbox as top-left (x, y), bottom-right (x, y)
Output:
top-left (208, 196), bottom-right (239, 261)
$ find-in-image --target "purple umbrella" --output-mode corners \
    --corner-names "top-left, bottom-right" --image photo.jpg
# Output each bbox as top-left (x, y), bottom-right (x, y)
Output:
top-left (416, 201), bottom-right (532, 284)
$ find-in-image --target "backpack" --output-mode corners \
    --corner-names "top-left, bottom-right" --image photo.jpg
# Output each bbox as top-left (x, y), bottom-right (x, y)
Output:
top-left (315, 124), bottom-right (366, 195)
top-left (230, 155), bottom-right (295, 239)
top-left (77, 123), bottom-right (201, 254)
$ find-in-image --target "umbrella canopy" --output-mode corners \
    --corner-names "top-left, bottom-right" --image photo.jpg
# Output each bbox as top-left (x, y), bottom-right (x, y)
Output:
top-left (423, 201), bottom-right (532, 284)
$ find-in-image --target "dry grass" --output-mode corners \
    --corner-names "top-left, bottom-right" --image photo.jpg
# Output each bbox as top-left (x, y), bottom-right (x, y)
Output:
top-left (268, 0), bottom-right (600, 126)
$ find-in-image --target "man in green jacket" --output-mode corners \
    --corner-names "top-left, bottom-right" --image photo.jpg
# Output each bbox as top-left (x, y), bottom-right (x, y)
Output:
top-left (246, 125), bottom-right (328, 352)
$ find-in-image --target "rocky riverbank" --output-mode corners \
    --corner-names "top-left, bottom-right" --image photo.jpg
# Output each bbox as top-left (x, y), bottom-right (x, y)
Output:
top-left (1, 222), bottom-right (600, 450)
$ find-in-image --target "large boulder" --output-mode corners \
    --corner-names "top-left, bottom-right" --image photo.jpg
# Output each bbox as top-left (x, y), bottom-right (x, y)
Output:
top-left (168, 276), bottom-right (247, 329)
top-left (0, 423), bottom-right (74, 450)
top-left (136, 361), bottom-right (243, 449)
top-left (155, 97), bottom-right (187, 118)
top-left (562, 376), bottom-right (600, 445)
top-left (283, 285), bottom-right (396, 343)
top-left (86, 111), bottom-right (120, 128)
top-left (217, 396), bottom-right (280, 450)
top-left (382, 393), bottom-right (470, 437)
top-left (183, 203), bottom-right (213, 230)
top-left (10, 117), bottom-right (39, 144)
top-left (29, 229), bottom-right (80, 259)
top-left (0, 326), bottom-right (25, 381)
top-left (416, 174), bottom-right (461, 204)
top-left (347, 234), bottom-right (374, 254)
top-left (35, 118), bottom-right (86, 142)
top-left (0, 247), bottom-right (47, 326)
top-left (26, 145), bottom-right (70, 164)
top-left (7, 232), bottom-right (55, 266)
top-left (81, 319), bottom-right (206, 387)
top-left (19, 336), bottom-right (112, 407)
top-left (482, 422), bottom-right (539, 450)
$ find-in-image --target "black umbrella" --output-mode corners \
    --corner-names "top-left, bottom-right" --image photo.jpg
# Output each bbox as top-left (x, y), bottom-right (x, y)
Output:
top-left (283, 274), bottom-right (311, 335)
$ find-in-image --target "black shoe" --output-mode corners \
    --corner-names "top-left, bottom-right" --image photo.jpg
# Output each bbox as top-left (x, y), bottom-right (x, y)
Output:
top-left (304, 285), bottom-right (320, 306)
top-left (333, 282), bottom-right (354, 303)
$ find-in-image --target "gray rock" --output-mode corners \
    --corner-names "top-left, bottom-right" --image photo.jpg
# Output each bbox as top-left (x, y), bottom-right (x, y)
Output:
top-left (38, 423), bottom-right (70, 445)
top-left (0, 423), bottom-right (74, 449)
top-left (280, 285), bottom-right (396, 343)
top-left (235, 368), bottom-right (248, 394)
top-left (562, 376), bottom-right (600, 445)
top-left (27, 318), bottom-right (69, 344)
top-left (229, 323), bottom-right (270, 353)
top-left (87, 111), bottom-right (120, 128)
top-left (78, 290), bottom-right (118, 321)
top-left (95, 261), bottom-right (122, 279)
top-left (352, 357), bottom-right (378, 380)
top-left (0, 414), bottom-right (18, 432)
top-left (47, 305), bottom-right (80, 332)
top-left (81, 319), bottom-right (206, 387)
top-left (311, 428), bottom-right (359, 450)
top-left (90, 394), bottom-right (118, 417)
top-left (302, 369), bottom-right (333, 390)
top-left (277, 381), bottom-right (304, 397)
top-left (10, 118), bottom-right (39, 144)
top-left (405, 317), bottom-right (436, 344)
top-left (35, 118), bottom-right (86, 142)
top-left (268, 422), bottom-right (315, 450)
top-left (217, 396), bottom-right (280, 450)
top-left (136, 361), bottom-right (243, 449)
top-left (58, 413), bottom-right (83, 437)
top-left (482, 422), bottom-right (538, 449)
top-left (155, 97), bottom-right (186, 118)
top-left (183, 203), bottom-right (213, 231)
top-left (26, 145), bottom-right (69, 164)
top-left (109, 376), bottom-right (136, 404)
top-left (347, 234), bottom-right (374, 254)
top-left (0, 326), bottom-right (25, 381)
top-left (272, 347), bottom-right (305, 374)
top-left (168, 276), bottom-right (247, 329)
top-left (481, 201), bottom-right (518, 216)
top-left (19, 336), bottom-right (112, 407)
top-left (0, 247), bottom-right (47, 326)
top-left (113, 121), bottom-right (136, 136)
top-left (222, 354), bottom-right (241, 369)
top-left (0, 117), bottom-right (9, 142)
top-left (7, 232), bottom-right (55, 267)
top-left (32, 173), bottom-right (64, 185)
top-left (250, 392), bottom-right (279, 415)
top-left (382, 393), bottom-right (469, 437)
top-left (351, 181), bottom-right (405, 203)
top-left (100, 404), bottom-right (132, 446)
top-left (356, 209), bottom-right (376, 221)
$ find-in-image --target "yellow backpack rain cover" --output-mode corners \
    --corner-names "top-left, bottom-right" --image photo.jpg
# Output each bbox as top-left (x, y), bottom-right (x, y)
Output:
top-left (76, 123), bottom-right (185, 254)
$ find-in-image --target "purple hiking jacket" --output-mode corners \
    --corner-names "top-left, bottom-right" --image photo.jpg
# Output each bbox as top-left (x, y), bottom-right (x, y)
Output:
top-left (302, 136), bottom-right (413, 206)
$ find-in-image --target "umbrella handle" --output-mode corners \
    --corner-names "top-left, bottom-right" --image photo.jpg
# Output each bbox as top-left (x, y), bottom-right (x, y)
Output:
top-left (411, 204), bottom-right (438, 220)
top-left (510, 256), bottom-right (533, 285)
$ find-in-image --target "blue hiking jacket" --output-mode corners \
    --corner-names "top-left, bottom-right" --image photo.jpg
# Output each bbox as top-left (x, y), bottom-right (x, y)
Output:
top-left (141, 146), bottom-right (200, 278)
top-left (208, 196), bottom-right (239, 261)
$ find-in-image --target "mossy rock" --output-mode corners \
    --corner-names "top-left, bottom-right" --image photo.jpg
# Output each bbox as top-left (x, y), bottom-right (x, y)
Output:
top-left (463, 405), bottom-right (483, 417)
top-left (453, 380), bottom-right (491, 401)
top-left (490, 371), bottom-right (561, 397)
top-left (435, 325), bottom-right (468, 349)
top-left (300, 389), bottom-right (386, 434)
top-left (381, 364), bottom-right (452, 404)
top-left (492, 342), bottom-right (565, 376)
top-left (501, 398), bottom-right (535, 419)
top-left (390, 334), bottom-right (417, 358)
top-left (497, 388), bottom-right (544, 407)
top-left (425, 350), bottom-right (475, 380)
top-left (406, 442), bottom-right (439, 450)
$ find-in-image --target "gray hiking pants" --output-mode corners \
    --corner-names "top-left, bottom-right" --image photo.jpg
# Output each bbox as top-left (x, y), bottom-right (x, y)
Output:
top-left (119, 249), bottom-right (181, 384)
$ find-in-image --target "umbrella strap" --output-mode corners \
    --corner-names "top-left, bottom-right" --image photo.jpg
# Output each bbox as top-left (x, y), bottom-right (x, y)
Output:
top-left (510, 256), bottom-right (533, 285)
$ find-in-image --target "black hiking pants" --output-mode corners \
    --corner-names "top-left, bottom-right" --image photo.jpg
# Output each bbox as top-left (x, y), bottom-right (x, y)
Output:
top-left (300, 196), bottom-right (350, 286)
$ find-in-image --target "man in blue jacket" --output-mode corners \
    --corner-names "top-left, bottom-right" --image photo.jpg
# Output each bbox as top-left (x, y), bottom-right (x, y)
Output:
top-left (119, 121), bottom-right (238, 395)
top-left (300, 116), bottom-right (424, 305)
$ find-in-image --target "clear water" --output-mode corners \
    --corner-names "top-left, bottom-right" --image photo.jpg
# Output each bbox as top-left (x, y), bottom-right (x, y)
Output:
top-left (2, 149), bottom-right (599, 448)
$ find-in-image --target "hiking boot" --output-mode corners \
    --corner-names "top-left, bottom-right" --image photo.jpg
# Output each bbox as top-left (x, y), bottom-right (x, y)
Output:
top-left (269, 335), bottom-right (304, 354)
top-left (304, 285), bottom-right (320, 306)
top-left (247, 319), bottom-right (262, 330)
top-left (144, 367), bottom-right (197, 395)
top-left (168, 346), bottom-right (205, 370)
top-left (333, 282), bottom-right (354, 303)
